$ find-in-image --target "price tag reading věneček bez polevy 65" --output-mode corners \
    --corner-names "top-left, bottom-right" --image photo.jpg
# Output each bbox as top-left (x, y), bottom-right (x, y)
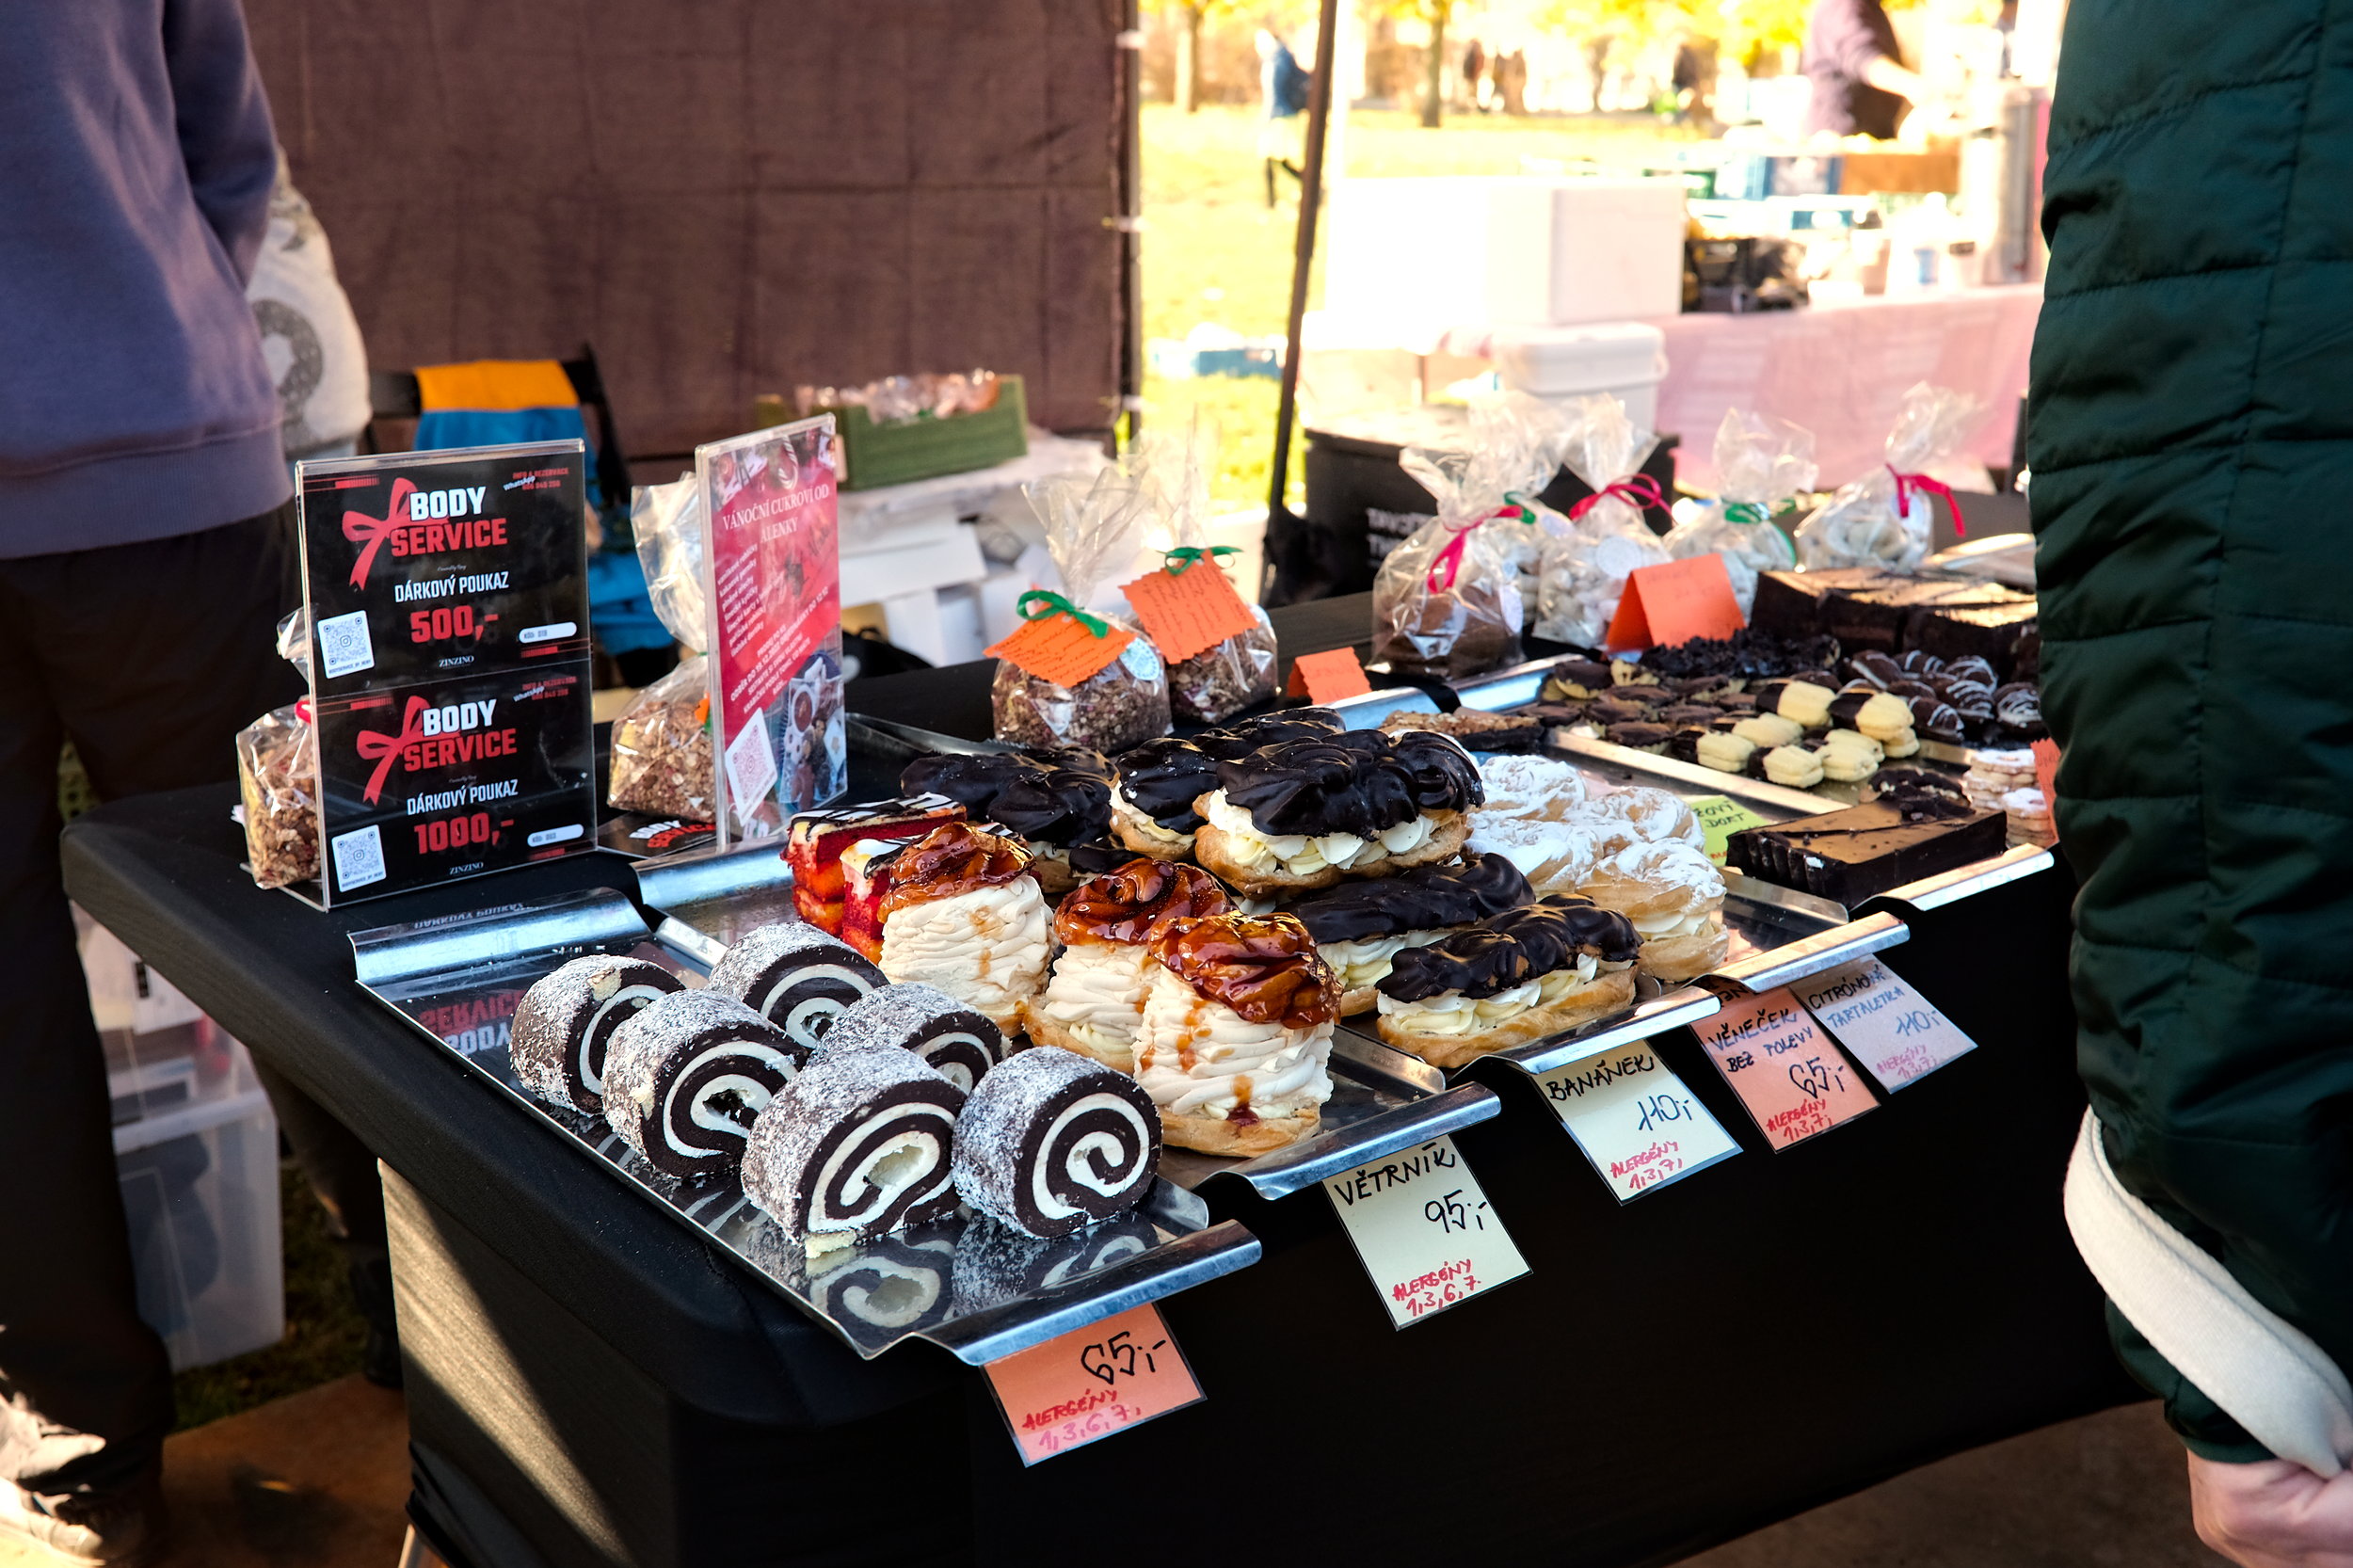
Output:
top-left (1323, 1135), bottom-right (1529, 1328)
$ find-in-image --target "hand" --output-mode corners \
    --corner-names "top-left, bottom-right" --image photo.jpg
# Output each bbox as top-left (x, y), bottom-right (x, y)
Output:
top-left (2188, 1452), bottom-right (2353, 1566)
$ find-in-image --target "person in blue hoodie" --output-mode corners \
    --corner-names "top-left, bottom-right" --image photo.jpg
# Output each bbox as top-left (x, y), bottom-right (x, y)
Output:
top-left (0, 6), bottom-right (379, 1562)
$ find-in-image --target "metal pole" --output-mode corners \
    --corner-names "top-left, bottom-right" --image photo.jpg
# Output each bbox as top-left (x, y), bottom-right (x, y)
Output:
top-left (1265, 0), bottom-right (1343, 594)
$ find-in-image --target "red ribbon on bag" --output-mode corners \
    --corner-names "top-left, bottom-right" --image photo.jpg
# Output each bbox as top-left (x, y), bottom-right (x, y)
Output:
top-left (1888, 467), bottom-right (1965, 537)
top-left (1425, 504), bottom-right (1527, 593)
top-left (1566, 474), bottom-right (1668, 524)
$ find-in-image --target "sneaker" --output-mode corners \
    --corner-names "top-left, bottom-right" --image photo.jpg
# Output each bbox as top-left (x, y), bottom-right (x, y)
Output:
top-left (0, 1476), bottom-right (168, 1567)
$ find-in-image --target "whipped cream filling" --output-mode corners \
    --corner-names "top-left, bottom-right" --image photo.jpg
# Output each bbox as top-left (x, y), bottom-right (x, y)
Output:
top-left (1319, 930), bottom-right (1450, 991)
top-left (1036, 938), bottom-right (1154, 1068)
top-left (1134, 968), bottom-right (1333, 1121)
top-left (1112, 792), bottom-right (1193, 849)
top-left (1631, 909), bottom-right (1720, 938)
top-left (880, 881), bottom-right (1048, 1022)
top-left (1201, 791), bottom-right (1433, 877)
top-left (1377, 955), bottom-right (1628, 1035)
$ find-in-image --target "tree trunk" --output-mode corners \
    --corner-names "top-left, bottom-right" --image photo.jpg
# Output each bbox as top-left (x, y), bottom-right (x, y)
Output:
top-left (1177, 4), bottom-right (1201, 113)
top-left (1420, 8), bottom-right (1445, 128)
top-left (1586, 37), bottom-right (1609, 112)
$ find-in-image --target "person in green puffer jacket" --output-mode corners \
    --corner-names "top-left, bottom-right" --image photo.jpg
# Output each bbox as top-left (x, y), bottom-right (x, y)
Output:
top-left (2032, 0), bottom-right (2353, 1561)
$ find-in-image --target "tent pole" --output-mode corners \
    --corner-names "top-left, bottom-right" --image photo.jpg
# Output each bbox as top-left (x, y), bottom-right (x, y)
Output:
top-left (1264, 0), bottom-right (1342, 602)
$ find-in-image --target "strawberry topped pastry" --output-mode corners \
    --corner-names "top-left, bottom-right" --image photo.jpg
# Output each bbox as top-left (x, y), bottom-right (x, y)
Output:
top-left (786, 795), bottom-right (964, 934)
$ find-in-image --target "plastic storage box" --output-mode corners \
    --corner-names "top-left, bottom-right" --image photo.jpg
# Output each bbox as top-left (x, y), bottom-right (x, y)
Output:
top-left (81, 913), bottom-right (285, 1371)
top-left (1487, 322), bottom-right (1670, 431)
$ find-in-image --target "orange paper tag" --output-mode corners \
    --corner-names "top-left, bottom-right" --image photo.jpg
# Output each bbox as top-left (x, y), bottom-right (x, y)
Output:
top-left (985, 612), bottom-right (1134, 689)
top-left (983, 1304), bottom-right (1202, 1466)
top-left (1693, 987), bottom-right (1878, 1150)
top-left (1122, 562), bottom-right (1258, 666)
top-left (2031, 738), bottom-right (2060, 839)
top-left (1604, 554), bottom-right (1747, 653)
top-left (1285, 648), bottom-right (1372, 704)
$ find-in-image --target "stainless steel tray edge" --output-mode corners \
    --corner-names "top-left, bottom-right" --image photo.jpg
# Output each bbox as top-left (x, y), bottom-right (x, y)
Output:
top-left (1195, 1081), bottom-right (1504, 1200)
top-left (1550, 732), bottom-right (1839, 816)
top-left (1865, 844), bottom-right (2055, 915)
top-left (350, 887), bottom-right (651, 985)
top-left (1483, 987), bottom-right (1725, 1078)
top-left (1697, 909), bottom-right (1910, 997)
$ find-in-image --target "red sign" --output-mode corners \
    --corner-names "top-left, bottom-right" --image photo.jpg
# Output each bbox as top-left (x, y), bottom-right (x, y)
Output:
top-left (1693, 986), bottom-right (1878, 1149)
top-left (983, 1304), bottom-right (1202, 1465)
top-left (1286, 648), bottom-right (1373, 704)
top-left (1605, 554), bottom-right (1747, 653)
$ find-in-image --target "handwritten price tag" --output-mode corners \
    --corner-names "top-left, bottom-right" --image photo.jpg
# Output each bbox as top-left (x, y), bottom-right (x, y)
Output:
top-left (1693, 987), bottom-right (1878, 1150)
top-left (1286, 648), bottom-right (1372, 704)
top-left (982, 1303), bottom-right (1202, 1466)
top-left (984, 613), bottom-right (1134, 688)
top-left (1689, 793), bottom-right (1770, 867)
top-left (1323, 1134), bottom-right (1529, 1328)
top-left (1536, 1042), bottom-right (1741, 1201)
top-left (1122, 562), bottom-right (1257, 665)
top-left (1797, 956), bottom-right (1977, 1093)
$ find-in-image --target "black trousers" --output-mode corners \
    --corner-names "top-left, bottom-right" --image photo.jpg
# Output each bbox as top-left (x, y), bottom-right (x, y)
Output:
top-left (0, 505), bottom-right (388, 1497)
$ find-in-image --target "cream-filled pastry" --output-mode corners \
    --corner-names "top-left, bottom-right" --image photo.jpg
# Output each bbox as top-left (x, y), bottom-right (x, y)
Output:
top-left (1577, 839), bottom-right (1729, 982)
top-left (1134, 912), bottom-right (1338, 1157)
top-left (1465, 813), bottom-right (1609, 898)
top-left (1107, 737), bottom-right (1217, 860)
top-left (1472, 753), bottom-right (1591, 822)
top-left (840, 823), bottom-right (1048, 1036)
top-left (1190, 730), bottom-right (1481, 895)
top-left (1022, 858), bottom-right (1229, 1070)
top-left (1375, 897), bottom-right (1641, 1070)
top-left (1591, 787), bottom-right (1705, 852)
top-left (1288, 853), bottom-right (1534, 1013)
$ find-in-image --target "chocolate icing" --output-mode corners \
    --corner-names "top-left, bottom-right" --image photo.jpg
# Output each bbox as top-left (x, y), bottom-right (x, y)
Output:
top-left (986, 767), bottom-right (1112, 845)
top-left (899, 752), bottom-right (1039, 811)
top-left (1191, 707), bottom-right (1345, 761)
top-left (1055, 858), bottom-right (1231, 946)
top-left (1149, 912), bottom-right (1338, 1028)
top-left (1379, 896), bottom-right (1641, 1003)
top-left (1386, 730), bottom-right (1483, 811)
top-left (1113, 736), bottom-right (1219, 829)
top-left (1289, 853), bottom-right (1533, 943)
top-left (1214, 738), bottom-right (1419, 838)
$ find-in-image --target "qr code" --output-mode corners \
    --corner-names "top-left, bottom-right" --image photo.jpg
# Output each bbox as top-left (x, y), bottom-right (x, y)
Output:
top-left (330, 824), bottom-right (386, 890)
top-left (318, 609), bottom-right (375, 679)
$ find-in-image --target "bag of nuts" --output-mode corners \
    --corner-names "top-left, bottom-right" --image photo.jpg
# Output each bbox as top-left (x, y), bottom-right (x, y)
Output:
top-left (234, 609), bottom-right (320, 888)
top-left (1135, 417), bottom-right (1275, 724)
top-left (605, 472), bottom-right (716, 821)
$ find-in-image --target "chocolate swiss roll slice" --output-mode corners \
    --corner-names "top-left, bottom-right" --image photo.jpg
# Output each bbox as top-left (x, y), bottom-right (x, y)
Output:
top-left (508, 954), bottom-right (685, 1114)
top-left (952, 1046), bottom-right (1160, 1239)
top-left (951, 1211), bottom-right (1162, 1312)
top-left (742, 1044), bottom-right (966, 1251)
top-left (705, 920), bottom-right (887, 1054)
top-left (821, 983), bottom-right (1005, 1092)
top-left (602, 990), bottom-right (809, 1180)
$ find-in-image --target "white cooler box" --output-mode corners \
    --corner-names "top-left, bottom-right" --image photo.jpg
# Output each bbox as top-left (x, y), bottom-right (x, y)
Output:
top-left (1322, 177), bottom-right (1688, 330)
top-left (1488, 321), bottom-right (1670, 432)
top-left (81, 912), bottom-right (286, 1371)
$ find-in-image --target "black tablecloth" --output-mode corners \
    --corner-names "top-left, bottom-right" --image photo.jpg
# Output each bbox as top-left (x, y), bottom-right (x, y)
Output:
top-left (63, 600), bottom-right (2137, 1567)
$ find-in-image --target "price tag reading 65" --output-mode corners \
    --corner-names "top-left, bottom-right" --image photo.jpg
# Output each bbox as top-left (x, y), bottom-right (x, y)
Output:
top-left (983, 1304), bottom-right (1203, 1466)
top-left (1323, 1134), bottom-right (1530, 1328)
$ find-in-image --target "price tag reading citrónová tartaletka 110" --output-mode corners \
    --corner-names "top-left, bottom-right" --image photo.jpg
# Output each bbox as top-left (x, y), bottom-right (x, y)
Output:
top-left (982, 1304), bottom-right (1203, 1466)
top-left (1535, 1041), bottom-right (1743, 1201)
top-left (1796, 956), bottom-right (1978, 1094)
top-left (296, 441), bottom-right (598, 906)
top-left (1323, 1135), bottom-right (1529, 1328)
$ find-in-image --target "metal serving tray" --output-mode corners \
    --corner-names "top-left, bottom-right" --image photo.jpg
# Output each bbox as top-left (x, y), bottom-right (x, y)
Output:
top-left (348, 888), bottom-right (1259, 1364)
top-left (632, 847), bottom-right (1504, 1202)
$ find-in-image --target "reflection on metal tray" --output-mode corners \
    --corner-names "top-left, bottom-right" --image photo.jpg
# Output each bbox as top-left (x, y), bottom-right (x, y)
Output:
top-left (1549, 731), bottom-right (1857, 815)
top-left (634, 849), bottom-right (1504, 1203)
top-left (346, 888), bottom-right (1258, 1364)
top-left (1478, 986), bottom-right (1727, 1078)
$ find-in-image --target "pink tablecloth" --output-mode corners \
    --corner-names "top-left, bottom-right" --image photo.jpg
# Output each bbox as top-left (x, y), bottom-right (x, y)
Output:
top-left (1649, 285), bottom-right (2042, 492)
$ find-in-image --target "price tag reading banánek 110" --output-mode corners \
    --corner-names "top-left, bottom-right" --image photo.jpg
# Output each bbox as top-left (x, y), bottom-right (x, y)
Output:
top-left (1536, 1042), bottom-right (1742, 1202)
top-left (1323, 1135), bottom-right (1529, 1328)
top-left (983, 1304), bottom-right (1203, 1466)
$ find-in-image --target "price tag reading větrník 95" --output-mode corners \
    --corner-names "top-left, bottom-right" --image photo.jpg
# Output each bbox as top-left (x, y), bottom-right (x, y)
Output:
top-left (296, 441), bottom-right (598, 905)
top-left (982, 1304), bottom-right (1203, 1466)
top-left (1323, 1135), bottom-right (1529, 1328)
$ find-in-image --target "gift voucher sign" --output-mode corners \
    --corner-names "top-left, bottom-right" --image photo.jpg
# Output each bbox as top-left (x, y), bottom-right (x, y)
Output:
top-left (1324, 1135), bottom-right (1529, 1328)
top-left (1797, 957), bottom-right (1977, 1093)
top-left (984, 1304), bottom-right (1203, 1466)
top-left (1695, 988), bottom-right (1878, 1149)
top-left (696, 417), bottom-right (846, 847)
top-left (297, 442), bottom-right (596, 904)
top-left (1537, 1042), bottom-right (1742, 1201)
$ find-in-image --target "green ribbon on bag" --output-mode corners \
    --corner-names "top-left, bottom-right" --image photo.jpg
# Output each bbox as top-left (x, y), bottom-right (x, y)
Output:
top-left (1015, 590), bottom-right (1112, 638)
top-left (1161, 545), bottom-right (1239, 575)
top-left (1722, 499), bottom-right (1800, 526)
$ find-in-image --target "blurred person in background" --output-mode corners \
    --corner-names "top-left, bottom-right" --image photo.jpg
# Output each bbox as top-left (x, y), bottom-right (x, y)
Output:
top-left (0, 6), bottom-right (392, 1563)
top-left (1257, 27), bottom-right (1310, 208)
top-left (246, 150), bottom-right (370, 478)
top-left (1801, 0), bottom-right (1933, 137)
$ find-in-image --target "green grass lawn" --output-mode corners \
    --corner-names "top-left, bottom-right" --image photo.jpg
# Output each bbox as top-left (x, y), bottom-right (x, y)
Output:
top-left (1140, 104), bottom-right (1704, 510)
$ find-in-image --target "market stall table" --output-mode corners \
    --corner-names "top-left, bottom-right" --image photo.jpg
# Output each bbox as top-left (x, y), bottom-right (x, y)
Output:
top-left (1650, 286), bottom-right (2041, 491)
top-left (63, 595), bottom-right (2137, 1568)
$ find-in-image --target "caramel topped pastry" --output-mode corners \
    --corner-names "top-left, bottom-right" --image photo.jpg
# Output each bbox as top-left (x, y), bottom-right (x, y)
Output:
top-left (1150, 912), bottom-right (1339, 1031)
top-left (875, 823), bottom-right (1033, 920)
top-left (1053, 859), bottom-right (1230, 947)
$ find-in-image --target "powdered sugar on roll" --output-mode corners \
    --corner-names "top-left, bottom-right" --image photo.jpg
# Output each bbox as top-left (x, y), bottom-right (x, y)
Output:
top-left (821, 983), bottom-right (1004, 1092)
top-left (743, 1044), bottom-right (966, 1249)
top-left (602, 990), bottom-right (808, 1180)
top-left (509, 954), bottom-right (685, 1114)
top-left (706, 920), bottom-right (888, 1053)
top-left (952, 1047), bottom-right (1160, 1238)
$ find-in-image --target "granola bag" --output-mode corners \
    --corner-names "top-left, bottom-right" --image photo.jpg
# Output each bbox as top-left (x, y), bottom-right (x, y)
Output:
top-left (606, 472), bottom-right (717, 819)
top-left (1533, 393), bottom-right (1671, 647)
top-left (1136, 417), bottom-right (1276, 724)
top-left (1795, 382), bottom-right (1983, 572)
top-left (1664, 408), bottom-right (1817, 614)
top-left (235, 609), bottom-right (320, 888)
top-left (994, 466), bottom-right (1172, 751)
top-left (1374, 416), bottom-right (1529, 680)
